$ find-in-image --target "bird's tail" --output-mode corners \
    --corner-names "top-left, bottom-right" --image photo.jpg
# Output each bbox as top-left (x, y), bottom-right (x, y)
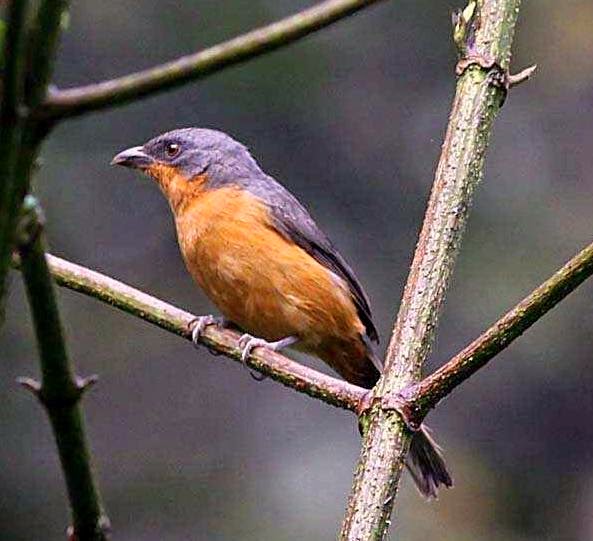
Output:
top-left (405, 425), bottom-right (453, 499)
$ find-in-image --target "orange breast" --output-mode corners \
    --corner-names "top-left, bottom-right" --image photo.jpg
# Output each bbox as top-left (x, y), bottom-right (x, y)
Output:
top-left (174, 186), bottom-right (365, 349)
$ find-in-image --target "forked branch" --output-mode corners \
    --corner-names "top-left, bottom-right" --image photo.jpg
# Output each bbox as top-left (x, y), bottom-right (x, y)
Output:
top-left (17, 232), bottom-right (592, 433)
top-left (403, 239), bottom-right (593, 425)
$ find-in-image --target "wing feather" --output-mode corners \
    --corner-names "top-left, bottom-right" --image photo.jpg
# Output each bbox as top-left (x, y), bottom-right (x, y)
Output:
top-left (247, 178), bottom-right (379, 344)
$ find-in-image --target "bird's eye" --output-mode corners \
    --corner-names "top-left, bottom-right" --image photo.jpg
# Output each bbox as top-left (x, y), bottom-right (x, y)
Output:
top-left (165, 142), bottom-right (180, 158)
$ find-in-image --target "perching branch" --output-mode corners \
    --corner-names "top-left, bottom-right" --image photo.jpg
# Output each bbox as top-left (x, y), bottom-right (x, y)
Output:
top-left (17, 197), bottom-right (109, 541)
top-left (402, 239), bottom-right (593, 426)
top-left (18, 234), bottom-right (593, 430)
top-left (39, 253), bottom-right (367, 412)
top-left (38, 0), bottom-right (386, 121)
top-left (339, 1), bottom-right (523, 540)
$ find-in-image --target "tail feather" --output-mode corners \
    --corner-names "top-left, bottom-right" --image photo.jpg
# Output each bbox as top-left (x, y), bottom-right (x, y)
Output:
top-left (405, 425), bottom-right (453, 499)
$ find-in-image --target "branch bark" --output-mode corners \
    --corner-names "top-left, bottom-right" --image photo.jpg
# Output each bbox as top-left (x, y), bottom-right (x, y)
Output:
top-left (38, 0), bottom-right (386, 121)
top-left (403, 239), bottom-right (593, 425)
top-left (17, 197), bottom-right (109, 541)
top-left (38, 253), bottom-right (367, 411)
top-left (339, 2), bottom-right (523, 540)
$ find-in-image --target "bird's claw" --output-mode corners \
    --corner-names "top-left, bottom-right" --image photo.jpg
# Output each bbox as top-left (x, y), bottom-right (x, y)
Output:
top-left (189, 315), bottom-right (226, 348)
top-left (238, 334), bottom-right (266, 363)
top-left (237, 334), bottom-right (299, 381)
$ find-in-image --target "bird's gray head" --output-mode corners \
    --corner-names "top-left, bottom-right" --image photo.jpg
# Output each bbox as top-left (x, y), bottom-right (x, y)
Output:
top-left (111, 127), bottom-right (266, 212)
top-left (111, 127), bottom-right (262, 186)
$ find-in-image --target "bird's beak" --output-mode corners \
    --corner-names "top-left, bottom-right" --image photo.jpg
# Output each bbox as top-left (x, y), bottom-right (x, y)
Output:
top-left (111, 146), bottom-right (154, 170)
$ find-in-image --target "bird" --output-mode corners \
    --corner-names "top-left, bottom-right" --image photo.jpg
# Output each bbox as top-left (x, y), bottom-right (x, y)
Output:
top-left (111, 127), bottom-right (452, 497)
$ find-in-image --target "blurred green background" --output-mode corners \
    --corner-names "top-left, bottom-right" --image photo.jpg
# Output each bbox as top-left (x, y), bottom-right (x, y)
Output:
top-left (2, 1), bottom-right (593, 539)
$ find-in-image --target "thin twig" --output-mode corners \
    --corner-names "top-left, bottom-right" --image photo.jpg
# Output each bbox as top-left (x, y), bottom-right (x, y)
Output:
top-left (35, 253), bottom-right (367, 411)
top-left (403, 240), bottom-right (593, 424)
top-left (17, 197), bottom-right (109, 541)
top-left (38, 0), bottom-right (386, 121)
top-left (339, 1), bottom-right (523, 540)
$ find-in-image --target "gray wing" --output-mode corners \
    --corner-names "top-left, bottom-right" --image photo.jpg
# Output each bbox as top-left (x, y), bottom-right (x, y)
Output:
top-left (246, 177), bottom-right (379, 344)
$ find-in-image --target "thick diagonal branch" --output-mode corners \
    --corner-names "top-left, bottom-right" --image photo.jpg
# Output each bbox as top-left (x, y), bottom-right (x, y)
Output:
top-left (17, 198), bottom-right (109, 541)
top-left (34, 253), bottom-right (366, 411)
top-left (39, 0), bottom-right (386, 121)
top-left (339, 2), bottom-right (523, 540)
top-left (403, 240), bottom-right (593, 424)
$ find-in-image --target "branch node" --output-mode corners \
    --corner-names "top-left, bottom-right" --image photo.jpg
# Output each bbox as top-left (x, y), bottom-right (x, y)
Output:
top-left (381, 391), bottom-right (423, 432)
top-left (455, 53), bottom-right (496, 77)
top-left (16, 195), bottom-right (45, 250)
top-left (355, 389), bottom-right (375, 417)
top-left (455, 56), bottom-right (531, 106)
top-left (355, 388), bottom-right (423, 431)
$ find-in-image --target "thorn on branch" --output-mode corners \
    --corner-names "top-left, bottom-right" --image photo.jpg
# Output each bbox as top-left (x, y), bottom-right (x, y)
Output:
top-left (76, 374), bottom-right (99, 394)
top-left (508, 64), bottom-right (537, 88)
top-left (16, 376), bottom-right (42, 395)
top-left (66, 514), bottom-right (111, 541)
top-left (17, 374), bottom-right (99, 406)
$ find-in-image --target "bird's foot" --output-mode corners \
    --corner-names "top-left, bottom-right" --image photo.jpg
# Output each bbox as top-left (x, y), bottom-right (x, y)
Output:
top-left (189, 315), bottom-right (228, 348)
top-left (237, 334), bottom-right (298, 381)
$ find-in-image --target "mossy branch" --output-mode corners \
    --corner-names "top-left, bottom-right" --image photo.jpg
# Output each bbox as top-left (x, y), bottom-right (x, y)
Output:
top-left (38, 0), bottom-right (386, 121)
top-left (339, 2), bottom-right (523, 540)
top-left (17, 197), bottom-right (109, 541)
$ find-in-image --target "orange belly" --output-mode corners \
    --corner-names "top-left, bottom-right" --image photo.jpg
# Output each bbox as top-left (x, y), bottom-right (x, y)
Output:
top-left (175, 186), bottom-right (379, 387)
top-left (175, 185), bottom-right (362, 339)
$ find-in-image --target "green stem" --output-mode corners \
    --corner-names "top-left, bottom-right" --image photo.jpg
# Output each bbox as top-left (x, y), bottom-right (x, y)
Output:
top-left (339, 2), bottom-right (522, 540)
top-left (18, 198), bottom-right (109, 541)
top-left (25, 0), bottom-right (70, 107)
top-left (405, 240), bottom-right (593, 423)
top-left (0, 0), bottom-right (70, 321)
top-left (31, 253), bottom-right (366, 411)
top-left (0, 0), bottom-right (29, 320)
top-left (38, 0), bottom-right (386, 120)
